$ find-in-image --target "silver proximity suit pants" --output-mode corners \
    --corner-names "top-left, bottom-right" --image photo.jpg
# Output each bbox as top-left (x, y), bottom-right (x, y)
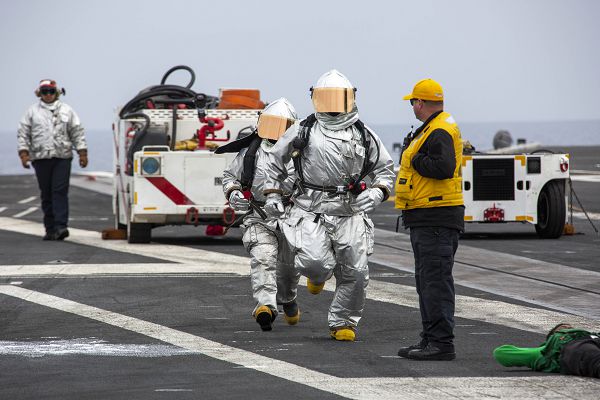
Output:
top-left (242, 222), bottom-right (299, 316)
top-left (281, 208), bottom-right (375, 328)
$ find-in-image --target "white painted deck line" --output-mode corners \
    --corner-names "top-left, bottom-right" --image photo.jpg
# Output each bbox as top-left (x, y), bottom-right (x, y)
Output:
top-left (571, 169), bottom-right (600, 175)
top-left (0, 263), bottom-right (248, 277)
top-left (0, 207), bottom-right (6, 213)
top-left (12, 207), bottom-right (38, 218)
top-left (1, 216), bottom-right (598, 333)
top-left (571, 175), bottom-right (600, 183)
top-left (0, 216), bottom-right (249, 267)
top-left (572, 211), bottom-right (600, 220)
top-left (0, 338), bottom-right (197, 357)
top-left (2, 285), bottom-right (599, 400)
top-left (17, 196), bottom-right (37, 204)
top-left (70, 174), bottom-right (113, 196)
top-left (373, 228), bottom-right (600, 320)
top-left (0, 285), bottom-right (371, 400)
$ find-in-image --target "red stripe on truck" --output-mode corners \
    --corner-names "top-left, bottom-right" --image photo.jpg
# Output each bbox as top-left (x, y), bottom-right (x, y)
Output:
top-left (145, 177), bottom-right (194, 205)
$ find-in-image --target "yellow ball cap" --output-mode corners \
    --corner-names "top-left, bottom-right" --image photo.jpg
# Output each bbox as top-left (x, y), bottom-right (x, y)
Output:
top-left (403, 78), bottom-right (444, 101)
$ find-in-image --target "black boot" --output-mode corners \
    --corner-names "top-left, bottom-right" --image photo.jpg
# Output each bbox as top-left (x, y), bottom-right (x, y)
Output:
top-left (406, 344), bottom-right (456, 361)
top-left (43, 231), bottom-right (55, 241)
top-left (398, 339), bottom-right (428, 358)
top-left (53, 228), bottom-right (69, 241)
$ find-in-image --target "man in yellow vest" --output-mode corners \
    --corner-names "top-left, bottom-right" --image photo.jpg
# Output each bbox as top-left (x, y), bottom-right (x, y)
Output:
top-left (395, 79), bottom-right (464, 361)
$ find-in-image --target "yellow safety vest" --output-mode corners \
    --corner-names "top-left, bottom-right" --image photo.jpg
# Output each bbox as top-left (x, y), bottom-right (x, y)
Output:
top-left (395, 111), bottom-right (464, 210)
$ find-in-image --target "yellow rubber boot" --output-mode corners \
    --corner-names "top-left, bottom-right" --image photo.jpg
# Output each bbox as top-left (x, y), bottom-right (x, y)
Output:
top-left (255, 305), bottom-right (273, 331)
top-left (330, 327), bottom-right (356, 341)
top-left (307, 279), bottom-right (325, 295)
top-left (282, 301), bottom-right (300, 325)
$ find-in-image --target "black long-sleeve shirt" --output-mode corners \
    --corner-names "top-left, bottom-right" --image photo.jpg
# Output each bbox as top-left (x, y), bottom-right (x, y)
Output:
top-left (401, 113), bottom-right (464, 231)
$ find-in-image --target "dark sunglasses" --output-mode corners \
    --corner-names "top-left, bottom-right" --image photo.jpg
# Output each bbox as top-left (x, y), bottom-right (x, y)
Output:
top-left (410, 98), bottom-right (420, 106)
top-left (40, 88), bottom-right (57, 95)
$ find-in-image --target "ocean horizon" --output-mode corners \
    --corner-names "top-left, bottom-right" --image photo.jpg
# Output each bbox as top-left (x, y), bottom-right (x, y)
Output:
top-left (2, 118), bottom-right (598, 176)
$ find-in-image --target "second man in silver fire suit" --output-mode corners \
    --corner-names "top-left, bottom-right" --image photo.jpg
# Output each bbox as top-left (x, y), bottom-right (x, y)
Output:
top-left (219, 98), bottom-right (301, 332)
top-left (263, 70), bottom-right (395, 341)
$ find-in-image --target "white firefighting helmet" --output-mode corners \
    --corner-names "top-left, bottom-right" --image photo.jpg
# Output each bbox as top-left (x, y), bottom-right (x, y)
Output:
top-left (257, 97), bottom-right (298, 140)
top-left (311, 69), bottom-right (356, 113)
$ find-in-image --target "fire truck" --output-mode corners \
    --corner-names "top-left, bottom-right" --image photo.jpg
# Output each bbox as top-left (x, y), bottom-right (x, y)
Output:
top-left (112, 66), bottom-right (262, 243)
top-left (462, 151), bottom-right (571, 238)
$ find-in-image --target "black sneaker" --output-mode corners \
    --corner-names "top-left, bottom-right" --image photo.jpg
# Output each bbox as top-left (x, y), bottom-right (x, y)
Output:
top-left (406, 344), bottom-right (456, 361)
top-left (397, 340), bottom-right (427, 358)
top-left (53, 228), bottom-right (69, 241)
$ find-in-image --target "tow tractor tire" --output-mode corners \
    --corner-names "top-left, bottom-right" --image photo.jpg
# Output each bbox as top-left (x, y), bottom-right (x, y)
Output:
top-left (535, 180), bottom-right (566, 239)
top-left (127, 221), bottom-right (152, 243)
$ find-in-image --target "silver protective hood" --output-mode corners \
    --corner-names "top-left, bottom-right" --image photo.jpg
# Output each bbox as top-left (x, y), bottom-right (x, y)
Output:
top-left (314, 69), bottom-right (354, 89)
top-left (315, 104), bottom-right (359, 131)
top-left (257, 98), bottom-right (298, 140)
top-left (262, 97), bottom-right (298, 120)
top-left (313, 70), bottom-right (358, 131)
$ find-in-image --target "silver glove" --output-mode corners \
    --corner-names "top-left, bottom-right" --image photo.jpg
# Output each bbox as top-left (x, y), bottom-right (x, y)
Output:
top-left (229, 190), bottom-right (250, 212)
top-left (264, 193), bottom-right (285, 218)
top-left (354, 188), bottom-right (384, 213)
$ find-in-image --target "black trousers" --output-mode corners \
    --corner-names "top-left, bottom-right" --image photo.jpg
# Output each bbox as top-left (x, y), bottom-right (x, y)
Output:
top-left (560, 336), bottom-right (600, 378)
top-left (409, 226), bottom-right (459, 351)
top-left (32, 158), bottom-right (72, 233)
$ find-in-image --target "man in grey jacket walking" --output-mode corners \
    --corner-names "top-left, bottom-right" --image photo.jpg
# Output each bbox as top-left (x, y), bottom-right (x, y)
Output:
top-left (17, 79), bottom-right (88, 240)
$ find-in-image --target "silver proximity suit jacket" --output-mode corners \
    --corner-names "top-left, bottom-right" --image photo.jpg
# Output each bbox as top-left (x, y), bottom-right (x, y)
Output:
top-left (264, 114), bottom-right (395, 214)
top-left (222, 139), bottom-right (296, 228)
top-left (17, 100), bottom-right (87, 160)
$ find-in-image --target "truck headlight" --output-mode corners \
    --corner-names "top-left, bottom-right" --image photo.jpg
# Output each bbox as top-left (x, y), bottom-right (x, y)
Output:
top-left (141, 157), bottom-right (161, 175)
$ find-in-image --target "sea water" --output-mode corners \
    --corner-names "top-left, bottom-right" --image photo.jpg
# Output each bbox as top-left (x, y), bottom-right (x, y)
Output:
top-left (1, 119), bottom-right (598, 175)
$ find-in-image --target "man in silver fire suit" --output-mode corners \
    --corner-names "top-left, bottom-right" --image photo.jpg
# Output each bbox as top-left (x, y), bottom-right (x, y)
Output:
top-left (219, 98), bottom-right (301, 332)
top-left (17, 79), bottom-right (88, 241)
top-left (262, 70), bottom-right (395, 341)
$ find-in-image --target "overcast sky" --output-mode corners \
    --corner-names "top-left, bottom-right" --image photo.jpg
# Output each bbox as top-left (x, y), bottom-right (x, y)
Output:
top-left (1, 0), bottom-right (599, 131)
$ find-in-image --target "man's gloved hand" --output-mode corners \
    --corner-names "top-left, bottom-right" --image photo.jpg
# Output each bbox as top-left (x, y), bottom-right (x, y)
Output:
top-left (78, 149), bottom-right (88, 168)
top-left (228, 190), bottom-right (249, 212)
top-left (355, 188), bottom-right (385, 213)
top-left (19, 150), bottom-right (31, 169)
top-left (264, 193), bottom-right (285, 218)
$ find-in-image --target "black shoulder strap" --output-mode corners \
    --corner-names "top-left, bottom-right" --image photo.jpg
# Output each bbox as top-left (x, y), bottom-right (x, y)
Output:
top-left (294, 116), bottom-right (376, 190)
top-left (353, 119), bottom-right (374, 180)
top-left (298, 113), bottom-right (317, 144)
top-left (293, 113), bottom-right (317, 186)
top-left (240, 136), bottom-right (263, 190)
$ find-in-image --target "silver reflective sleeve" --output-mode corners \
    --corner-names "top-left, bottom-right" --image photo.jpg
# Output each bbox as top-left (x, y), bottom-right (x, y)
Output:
top-left (263, 123), bottom-right (298, 195)
top-left (67, 108), bottom-right (87, 151)
top-left (17, 108), bottom-right (33, 152)
top-left (364, 125), bottom-right (395, 198)
top-left (222, 148), bottom-right (246, 200)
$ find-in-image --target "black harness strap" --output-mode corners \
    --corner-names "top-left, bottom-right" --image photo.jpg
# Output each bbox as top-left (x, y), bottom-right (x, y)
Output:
top-left (240, 135), bottom-right (263, 190)
top-left (292, 114), bottom-right (374, 194)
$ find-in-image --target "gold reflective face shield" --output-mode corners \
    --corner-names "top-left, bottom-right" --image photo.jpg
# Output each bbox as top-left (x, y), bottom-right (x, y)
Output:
top-left (257, 114), bottom-right (295, 140)
top-left (311, 87), bottom-right (355, 113)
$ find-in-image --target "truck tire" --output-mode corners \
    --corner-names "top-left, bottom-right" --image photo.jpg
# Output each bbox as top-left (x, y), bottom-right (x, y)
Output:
top-left (535, 180), bottom-right (565, 239)
top-left (127, 221), bottom-right (152, 243)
